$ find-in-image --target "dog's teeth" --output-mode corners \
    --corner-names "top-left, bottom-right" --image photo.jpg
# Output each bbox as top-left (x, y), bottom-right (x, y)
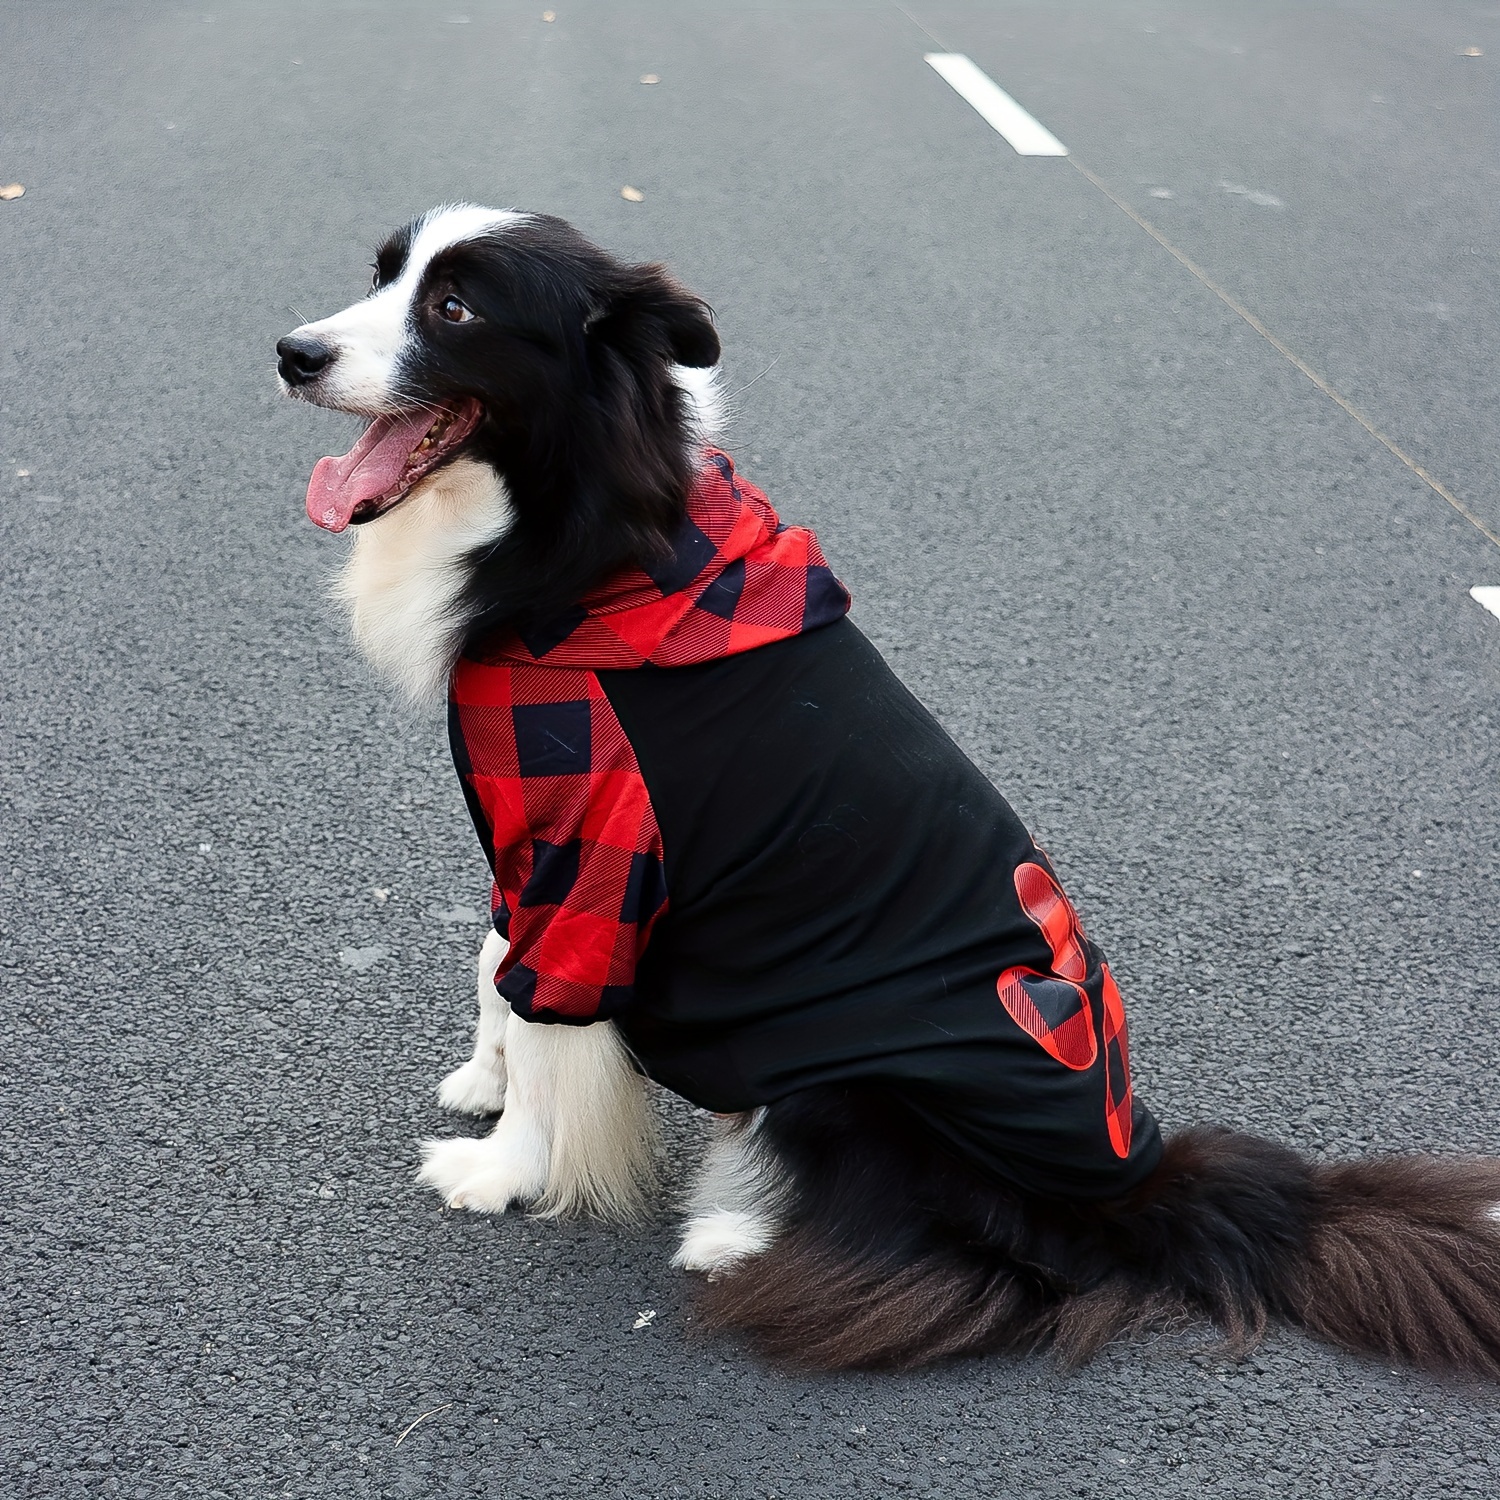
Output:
top-left (415, 409), bottom-right (461, 454)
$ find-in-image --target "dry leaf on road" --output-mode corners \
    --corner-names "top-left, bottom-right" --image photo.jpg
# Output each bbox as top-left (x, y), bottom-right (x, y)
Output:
top-left (640, 74), bottom-right (660, 85)
top-left (0, 184), bottom-right (25, 201)
top-left (620, 185), bottom-right (645, 202)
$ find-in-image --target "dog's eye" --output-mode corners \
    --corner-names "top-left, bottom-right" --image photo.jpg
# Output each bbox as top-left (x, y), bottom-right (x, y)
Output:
top-left (440, 296), bottom-right (475, 324)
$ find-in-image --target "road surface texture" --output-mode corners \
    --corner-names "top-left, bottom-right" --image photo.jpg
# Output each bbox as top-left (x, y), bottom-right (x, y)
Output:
top-left (3, 2), bottom-right (1499, 1496)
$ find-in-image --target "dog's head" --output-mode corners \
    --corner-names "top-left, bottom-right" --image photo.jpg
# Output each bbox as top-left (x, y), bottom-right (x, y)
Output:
top-left (277, 204), bottom-right (721, 557)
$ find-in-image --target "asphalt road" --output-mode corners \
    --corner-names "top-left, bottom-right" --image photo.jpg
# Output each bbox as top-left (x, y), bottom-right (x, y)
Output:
top-left (3, 2), bottom-right (1499, 1496)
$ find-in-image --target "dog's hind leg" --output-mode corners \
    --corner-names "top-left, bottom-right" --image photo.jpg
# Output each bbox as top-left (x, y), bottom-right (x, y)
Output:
top-left (673, 1111), bottom-right (782, 1276)
top-left (420, 1012), bottom-right (656, 1221)
top-left (437, 928), bottom-right (510, 1114)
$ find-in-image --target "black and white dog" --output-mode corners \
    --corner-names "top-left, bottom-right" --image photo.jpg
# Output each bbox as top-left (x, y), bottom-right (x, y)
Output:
top-left (277, 204), bottom-right (1500, 1373)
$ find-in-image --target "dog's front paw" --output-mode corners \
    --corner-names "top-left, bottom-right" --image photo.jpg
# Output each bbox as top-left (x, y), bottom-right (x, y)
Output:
top-left (417, 1129), bottom-right (547, 1214)
top-left (437, 1055), bottom-right (507, 1115)
top-left (672, 1210), bottom-right (774, 1277)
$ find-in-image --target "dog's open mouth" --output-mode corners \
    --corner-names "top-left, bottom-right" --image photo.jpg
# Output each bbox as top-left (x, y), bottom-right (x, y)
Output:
top-left (304, 398), bottom-right (483, 533)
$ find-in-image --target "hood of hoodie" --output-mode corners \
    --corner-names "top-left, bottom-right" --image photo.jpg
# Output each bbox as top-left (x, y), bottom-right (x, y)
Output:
top-left (477, 450), bottom-right (850, 669)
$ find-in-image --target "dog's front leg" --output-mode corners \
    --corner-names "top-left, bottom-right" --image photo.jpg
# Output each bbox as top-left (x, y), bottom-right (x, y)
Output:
top-left (419, 1012), bottom-right (656, 1220)
top-left (437, 928), bottom-right (510, 1114)
top-left (418, 1006), bottom-right (551, 1214)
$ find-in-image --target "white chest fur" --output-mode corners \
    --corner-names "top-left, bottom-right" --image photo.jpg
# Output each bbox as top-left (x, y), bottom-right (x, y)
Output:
top-left (333, 457), bottom-right (512, 703)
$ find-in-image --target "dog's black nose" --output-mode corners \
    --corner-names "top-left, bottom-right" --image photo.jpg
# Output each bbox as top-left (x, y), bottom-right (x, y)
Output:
top-left (277, 334), bottom-right (335, 385)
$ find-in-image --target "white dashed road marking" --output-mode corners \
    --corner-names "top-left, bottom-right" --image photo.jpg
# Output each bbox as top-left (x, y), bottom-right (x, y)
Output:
top-left (924, 53), bottom-right (1068, 157)
top-left (1470, 586), bottom-right (1500, 623)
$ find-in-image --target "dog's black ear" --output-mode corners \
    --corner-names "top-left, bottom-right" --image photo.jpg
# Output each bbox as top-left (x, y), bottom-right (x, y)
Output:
top-left (592, 264), bottom-right (720, 368)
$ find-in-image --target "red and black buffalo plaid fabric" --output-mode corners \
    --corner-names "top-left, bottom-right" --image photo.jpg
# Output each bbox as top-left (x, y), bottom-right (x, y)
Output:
top-left (449, 450), bottom-right (851, 1023)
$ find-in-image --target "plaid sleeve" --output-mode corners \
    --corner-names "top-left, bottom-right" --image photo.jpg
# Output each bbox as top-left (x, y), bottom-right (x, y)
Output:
top-left (449, 660), bottom-right (668, 1023)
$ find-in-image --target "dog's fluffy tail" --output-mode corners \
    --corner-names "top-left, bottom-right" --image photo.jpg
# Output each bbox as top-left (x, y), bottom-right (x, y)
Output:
top-left (693, 1090), bottom-right (1500, 1375)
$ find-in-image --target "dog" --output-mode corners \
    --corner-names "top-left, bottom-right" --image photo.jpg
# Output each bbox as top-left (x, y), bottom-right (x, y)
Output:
top-left (277, 203), bottom-right (1500, 1373)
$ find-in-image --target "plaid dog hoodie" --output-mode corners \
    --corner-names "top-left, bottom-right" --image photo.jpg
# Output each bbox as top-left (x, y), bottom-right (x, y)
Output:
top-left (449, 450), bottom-right (1162, 1198)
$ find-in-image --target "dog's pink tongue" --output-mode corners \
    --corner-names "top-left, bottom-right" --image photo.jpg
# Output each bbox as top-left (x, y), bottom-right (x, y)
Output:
top-left (305, 411), bottom-right (434, 532)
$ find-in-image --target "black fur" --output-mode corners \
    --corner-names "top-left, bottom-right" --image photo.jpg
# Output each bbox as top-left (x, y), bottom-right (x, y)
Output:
top-left (697, 1090), bottom-right (1500, 1376)
top-left (376, 212), bottom-right (719, 639)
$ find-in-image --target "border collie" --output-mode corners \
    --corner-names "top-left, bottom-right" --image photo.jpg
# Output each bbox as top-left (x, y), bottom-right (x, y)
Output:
top-left (276, 204), bottom-right (1500, 1374)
